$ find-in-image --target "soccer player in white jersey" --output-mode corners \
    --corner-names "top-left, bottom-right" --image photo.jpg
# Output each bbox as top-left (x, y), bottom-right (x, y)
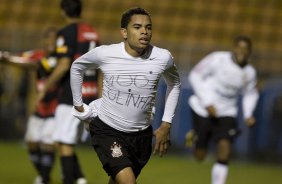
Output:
top-left (186, 36), bottom-right (259, 184)
top-left (70, 7), bottom-right (181, 184)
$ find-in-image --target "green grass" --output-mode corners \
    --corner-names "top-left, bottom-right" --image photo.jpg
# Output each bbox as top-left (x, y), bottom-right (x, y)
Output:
top-left (0, 141), bottom-right (281, 184)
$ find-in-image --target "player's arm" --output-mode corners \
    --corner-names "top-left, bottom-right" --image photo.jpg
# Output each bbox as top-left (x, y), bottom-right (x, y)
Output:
top-left (71, 48), bottom-right (101, 113)
top-left (37, 57), bottom-right (70, 102)
top-left (38, 30), bottom-right (75, 101)
top-left (153, 54), bottom-right (181, 157)
top-left (0, 52), bottom-right (38, 70)
top-left (189, 52), bottom-right (217, 116)
top-left (242, 69), bottom-right (259, 127)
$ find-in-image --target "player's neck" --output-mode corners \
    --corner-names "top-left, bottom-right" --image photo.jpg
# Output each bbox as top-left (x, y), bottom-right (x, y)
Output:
top-left (124, 42), bottom-right (149, 58)
top-left (66, 17), bottom-right (81, 24)
top-left (232, 54), bottom-right (248, 68)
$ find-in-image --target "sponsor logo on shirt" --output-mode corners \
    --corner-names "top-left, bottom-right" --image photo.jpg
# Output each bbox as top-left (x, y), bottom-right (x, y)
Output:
top-left (83, 32), bottom-right (98, 40)
top-left (56, 36), bottom-right (68, 53)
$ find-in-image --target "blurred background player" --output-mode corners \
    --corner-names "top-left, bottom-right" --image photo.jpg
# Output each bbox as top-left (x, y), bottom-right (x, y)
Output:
top-left (37, 0), bottom-right (101, 183)
top-left (0, 27), bottom-right (58, 184)
top-left (186, 36), bottom-right (259, 184)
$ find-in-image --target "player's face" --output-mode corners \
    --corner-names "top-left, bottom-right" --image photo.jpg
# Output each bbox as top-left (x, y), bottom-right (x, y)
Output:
top-left (121, 14), bottom-right (152, 56)
top-left (233, 40), bottom-right (251, 65)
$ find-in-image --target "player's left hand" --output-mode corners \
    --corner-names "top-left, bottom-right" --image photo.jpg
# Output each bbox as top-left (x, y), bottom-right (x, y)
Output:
top-left (245, 117), bottom-right (256, 127)
top-left (153, 121), bottom-right (171, 157)
top-left (0, 51), bottom-right (10, 61)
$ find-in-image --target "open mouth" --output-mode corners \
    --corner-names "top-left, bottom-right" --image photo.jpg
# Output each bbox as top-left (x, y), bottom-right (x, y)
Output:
top-left (139, 37), bottom-right (149, 44)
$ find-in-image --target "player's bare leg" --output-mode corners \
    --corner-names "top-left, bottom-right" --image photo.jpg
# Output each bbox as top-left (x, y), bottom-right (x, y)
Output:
top-left (194, 148), bottom-right (207, 161)
top-left (108, 167), bottom-right (136, 184)
top-left (216, 139), bottom-right (231, 162)
top-left (212, 138), bottom-right (231, 184)
top-left (185, 129), bottom-right (208, 161)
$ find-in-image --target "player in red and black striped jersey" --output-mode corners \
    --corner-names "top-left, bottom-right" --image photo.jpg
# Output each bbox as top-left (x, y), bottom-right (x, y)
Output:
top-left (0, 27), bottom-right (58, 184)
top-left (37, 1), bottom-right (101, 183)
top-left (55, 22), bottom-right (100, 105)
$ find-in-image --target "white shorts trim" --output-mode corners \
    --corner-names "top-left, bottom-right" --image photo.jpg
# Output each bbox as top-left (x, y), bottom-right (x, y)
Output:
top-left (52, 104), bottom-right (81, 144)
top-left (24, 115), bottom-right (56, 144)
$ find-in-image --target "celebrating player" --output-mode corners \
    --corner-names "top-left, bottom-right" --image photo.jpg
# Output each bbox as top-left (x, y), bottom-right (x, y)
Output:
top-left (71, 7), bottom-right (181, 184)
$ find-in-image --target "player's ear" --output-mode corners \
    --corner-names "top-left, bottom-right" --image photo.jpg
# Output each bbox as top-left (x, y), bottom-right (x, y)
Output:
top-left (120, 28), bottom-right (127, 40)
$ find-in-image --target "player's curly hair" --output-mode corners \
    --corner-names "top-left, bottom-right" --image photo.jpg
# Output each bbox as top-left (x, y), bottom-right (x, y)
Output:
top-left (60, 0), bottom-right (82, 18)
top-left (121, 7), bottom-right (151, 28)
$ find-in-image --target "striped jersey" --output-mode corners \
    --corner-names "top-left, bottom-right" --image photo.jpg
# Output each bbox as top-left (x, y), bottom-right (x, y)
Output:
top-left (56, 23), bottom-right (100, 105)
top-left (21, 50), bottom-right (58, 117)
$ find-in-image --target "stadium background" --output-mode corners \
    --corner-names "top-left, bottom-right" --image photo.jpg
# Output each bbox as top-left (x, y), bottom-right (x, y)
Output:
top-left (0, 0), bottom-right (281, 182)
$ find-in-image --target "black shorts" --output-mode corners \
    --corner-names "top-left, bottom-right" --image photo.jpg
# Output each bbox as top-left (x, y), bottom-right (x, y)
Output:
top-left (192, 110), bottom-right (238, 149)
top-left (89, 117), bottom-right (153, 179)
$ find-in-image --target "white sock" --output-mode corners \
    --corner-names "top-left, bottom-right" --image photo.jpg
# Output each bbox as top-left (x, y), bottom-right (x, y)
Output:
top-left (211, 162), bottom-right (228, 184)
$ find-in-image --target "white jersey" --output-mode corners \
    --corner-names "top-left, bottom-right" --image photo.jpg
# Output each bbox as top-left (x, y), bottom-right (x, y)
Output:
top-left (71, 42), bottom-right (181, 132)
top-left (189, 51), bottom-right (259, 119)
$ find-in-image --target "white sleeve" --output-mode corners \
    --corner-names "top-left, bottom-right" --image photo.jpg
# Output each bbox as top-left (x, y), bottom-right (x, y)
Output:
top-left (189, 53), bottom-right (217, 107)
top-left (70, 48), bottom-right (102, 106)
top-left (242, 70), bottom-right (259, 119)
top-left (161, 55), bottom-right (181, 123)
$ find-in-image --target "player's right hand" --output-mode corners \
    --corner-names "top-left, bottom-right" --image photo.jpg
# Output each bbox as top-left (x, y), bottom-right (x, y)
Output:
top-left (75, 105), bottom-right (85, 112)
top-left (245, 117), bottom-right (256, 127)
top-left (206, 105), bottom-right (217, 118)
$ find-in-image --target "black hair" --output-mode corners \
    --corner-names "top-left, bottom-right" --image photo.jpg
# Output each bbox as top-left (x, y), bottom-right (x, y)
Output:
top-left (121, 7), bottom-right (151, 28)
top-left (60, 0), bottom-right (82, 18)
top-left (234, 35), bottom-right (252, 50)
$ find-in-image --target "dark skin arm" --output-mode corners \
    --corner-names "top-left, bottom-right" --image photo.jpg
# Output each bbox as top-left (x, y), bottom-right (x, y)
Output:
top-left (74, 105), bottom-right (84, 112)
top-left (153, 121), bottom-right (171, 157)
top-left (0, 55), bottom-right (38, 70)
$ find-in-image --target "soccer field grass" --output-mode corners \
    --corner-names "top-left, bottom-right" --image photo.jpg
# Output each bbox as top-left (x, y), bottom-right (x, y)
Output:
top-left (0, 141), bottom-right (281, 184)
